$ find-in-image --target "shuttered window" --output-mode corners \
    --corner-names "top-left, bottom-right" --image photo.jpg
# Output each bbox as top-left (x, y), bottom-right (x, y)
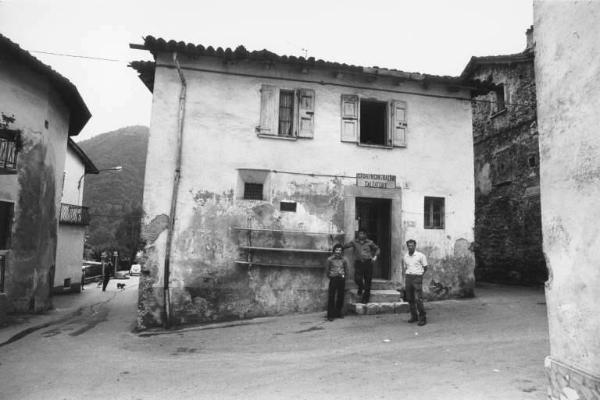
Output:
top-left (340, 95), bottom-right (407, 147)
top-left (258, 85), bottom-right (315, 139)
top-left (0, 201), bottom-right (13, 250)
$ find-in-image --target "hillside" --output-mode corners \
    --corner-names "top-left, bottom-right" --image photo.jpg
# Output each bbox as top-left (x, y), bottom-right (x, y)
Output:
top-left (78, 125), bottom-right (149, 260)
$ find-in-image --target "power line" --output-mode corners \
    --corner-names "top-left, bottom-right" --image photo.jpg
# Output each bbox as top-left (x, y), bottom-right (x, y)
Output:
top-left (30, 50), bottom-right (124, 62)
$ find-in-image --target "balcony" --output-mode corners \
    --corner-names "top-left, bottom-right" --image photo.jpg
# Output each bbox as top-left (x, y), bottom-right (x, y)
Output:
top-left (59, 203), bottom-right (90, 226)
top-left (0, 129), bottom-right (20, 174)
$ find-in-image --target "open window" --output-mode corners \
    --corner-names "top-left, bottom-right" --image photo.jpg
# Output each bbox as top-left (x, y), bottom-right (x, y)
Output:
top-left (258, 85), bottom-right (315, 139)
top-left (490, 84), bottom-right (507, 117)
top-left (0, 129), bottom-right (20, 174)
top-left (340, 95), bottom-right (407, 147)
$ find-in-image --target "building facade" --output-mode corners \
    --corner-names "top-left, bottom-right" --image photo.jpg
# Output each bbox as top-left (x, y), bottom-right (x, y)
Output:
top-left (461, 28), bottom-right (546, 285)
top-left (0, 34), bottom-right (90, 316)
top-left (54, 139), bottom-right (98, 293)
top-left (534, 2), bottom-right (600, 398)
top-left (132, 37), bottom-right (476, 328)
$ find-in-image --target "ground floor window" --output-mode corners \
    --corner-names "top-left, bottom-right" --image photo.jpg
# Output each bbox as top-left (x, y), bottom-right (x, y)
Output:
top-left (424, 197), bottom-right (445, 229)
top-left (243, 183), bottom-right (264, 200)
top-left (0, 201), bottom-right (13, 249)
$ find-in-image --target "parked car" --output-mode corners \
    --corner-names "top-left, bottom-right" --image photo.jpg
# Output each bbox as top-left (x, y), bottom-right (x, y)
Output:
top-left (129, 264), bottom-right (141, 276)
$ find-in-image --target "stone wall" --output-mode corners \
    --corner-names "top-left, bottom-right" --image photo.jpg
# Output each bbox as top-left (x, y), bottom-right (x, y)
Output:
top-left (470, 57), bottom-right (546, 284)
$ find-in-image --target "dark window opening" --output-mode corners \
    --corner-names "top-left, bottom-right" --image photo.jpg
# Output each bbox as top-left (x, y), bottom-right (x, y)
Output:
top-left (360, 100), bottom-right (387, 146)
top-left (424, 197), bottom-right (445, 229)
top-left (243, 183), bottom-right (264, 200)
top-left (494, 85), bottom-right (506, 113)
top-left (278, 90), bottom-right (295, 136)
top-left (528, 155), bottom-right (537, 168)
top-left (0, 130), bottom-right (19, 172)
top-left (0, 201), bottom-right (14, 249)
top-left (280, 201), bottom-right (297, 212)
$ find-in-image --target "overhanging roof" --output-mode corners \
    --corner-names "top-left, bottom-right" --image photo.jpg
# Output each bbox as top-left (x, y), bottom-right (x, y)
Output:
top-left (68, 138), bottom-right (98, 174)
top-left (460, 50), bottom-right (534, 80)
top-left (130, 35), bottom-right (475, 93)
top-left (0, 34), bottom-right (91, 136)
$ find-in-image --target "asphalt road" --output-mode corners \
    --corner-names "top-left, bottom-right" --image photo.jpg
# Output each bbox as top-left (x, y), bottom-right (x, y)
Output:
top-left (0, 279), bottom-right (549, 400)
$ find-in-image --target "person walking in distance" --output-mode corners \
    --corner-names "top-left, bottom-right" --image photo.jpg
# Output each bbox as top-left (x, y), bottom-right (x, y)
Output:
top-left (102, 259), bottom-right (112, 292)
top-left (326, 243), bottom-right (348, 321)
top-left (403, 239), bottom-right (428, 326)
top-left (343, 229), bottom-right (380, 303)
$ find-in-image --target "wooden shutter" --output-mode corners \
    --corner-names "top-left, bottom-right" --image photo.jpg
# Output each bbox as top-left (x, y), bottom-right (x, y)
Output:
top-left (258, 84), bottom-right (278, 135)
top-left (341, 95), bottom-right (359, 142)
top-left (297, 89), bottom-right (315, 138)
top-left (391, 100), bottom-right (407, 147)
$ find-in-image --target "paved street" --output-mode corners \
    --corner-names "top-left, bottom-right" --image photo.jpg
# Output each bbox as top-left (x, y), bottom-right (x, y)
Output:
top-left (0, 280), bottom-right (549, 400)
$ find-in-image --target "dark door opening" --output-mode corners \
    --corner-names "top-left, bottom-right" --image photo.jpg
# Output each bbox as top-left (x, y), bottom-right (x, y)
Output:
top-left (355, 197), bottom-right (391, 280)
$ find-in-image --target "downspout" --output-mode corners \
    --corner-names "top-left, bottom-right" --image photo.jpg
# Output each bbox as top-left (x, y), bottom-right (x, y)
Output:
top-left (163, 52), bottom-right (187, 328)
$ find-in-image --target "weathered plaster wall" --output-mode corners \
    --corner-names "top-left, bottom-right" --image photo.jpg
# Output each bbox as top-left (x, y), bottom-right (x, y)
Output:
top-left (534, 0), bottom-right (600, 395)
top-left (62, 145), bottom-right (85, 205)
top-left (0, 58), bottom-right (70, 312)
top-left (139, 54), bottom-right (475, 328)
top-left (470, 59), bottom-right (546, 284)
top-left (55, 224), bottom-right (85, 291)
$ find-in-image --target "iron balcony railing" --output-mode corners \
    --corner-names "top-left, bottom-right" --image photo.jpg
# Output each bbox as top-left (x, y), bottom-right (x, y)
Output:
top-left (0, 134), bottom-right (18, 172)
top-left (59, 203), bottom-right (90, 226)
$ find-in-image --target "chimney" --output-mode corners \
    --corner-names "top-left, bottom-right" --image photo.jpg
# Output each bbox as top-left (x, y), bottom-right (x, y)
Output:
top-left (525, 25), bottom-right (534, 51)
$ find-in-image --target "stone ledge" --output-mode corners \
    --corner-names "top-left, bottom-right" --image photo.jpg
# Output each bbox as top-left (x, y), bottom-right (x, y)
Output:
top-left (351, 302), bottom-right (408, 315)
top-left (545, 356), bottom-right (600, 400)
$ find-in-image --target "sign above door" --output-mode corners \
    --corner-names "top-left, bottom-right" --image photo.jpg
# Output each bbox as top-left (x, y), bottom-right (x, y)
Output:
top-left (356, 173), bottom-right (396, 189)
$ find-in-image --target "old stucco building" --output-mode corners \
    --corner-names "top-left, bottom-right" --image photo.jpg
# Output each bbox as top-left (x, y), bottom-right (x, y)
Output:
top-left (54, 138), bottom-right (98, 293)
top-left (534, 1), bottom-right (600, 399)
top-left (461, 28), bottom-right (546, 285)
top-left (131, 36), bottom-right (476, 328)
top-left (0, 34), bottom-right (90, 317)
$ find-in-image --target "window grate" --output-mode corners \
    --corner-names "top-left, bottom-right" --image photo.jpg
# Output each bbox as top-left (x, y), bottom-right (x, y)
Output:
top-left (244, 183), bottom-right (264, 200)
top-left (0, 132), bottom-right (19, 171)
top-left (280, 201), bottom-right (297, 212)
top-left (424, 197), bottom-right (445, 229)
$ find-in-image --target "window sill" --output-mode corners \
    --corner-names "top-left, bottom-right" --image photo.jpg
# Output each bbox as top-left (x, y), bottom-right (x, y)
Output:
top-left (356, 143), bottom-right (394, 150)
top-left (257, 134), bottom-right (297, 141)
top-left (424, 226), bottom-right (445, 230)
top-left (490, 108), bottom-right (507, 119)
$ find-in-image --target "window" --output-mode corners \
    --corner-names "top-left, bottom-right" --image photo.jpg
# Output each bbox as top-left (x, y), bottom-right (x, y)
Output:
top-left (341, 95), bottom-right (407, 147)
top-left (280, 201), bottom-right (297, 212)
top-left (424, 197), bottom-right (445, 229)
top-left (491, 85), bottom-right (506, 116)
top-left (0, 201), bottom-right (14, 250)
top-left (243, 183), bottom-right (264, 200)
top-left (258, 85), bottom-right (315, 139)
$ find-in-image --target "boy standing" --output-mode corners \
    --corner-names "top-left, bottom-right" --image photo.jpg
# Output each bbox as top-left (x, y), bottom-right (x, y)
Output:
top-left (326, 244), bottom-right (348, 321)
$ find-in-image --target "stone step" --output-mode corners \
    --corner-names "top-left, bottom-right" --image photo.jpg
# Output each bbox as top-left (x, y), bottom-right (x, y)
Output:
top-left (349, 289), bottom-right (403, 303)
top-left (371, 279), bottom-right (397, 290)
top-left (351, 301), bottom-right (409, 315)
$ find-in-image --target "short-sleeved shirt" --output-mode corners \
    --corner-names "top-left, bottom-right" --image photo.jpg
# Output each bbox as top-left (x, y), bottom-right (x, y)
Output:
top-left (346, 239), bottom-right (380, 262)
top-left (403, 251), bottom-right (428, 275)
top-left (327, 256), bottom-right (348, 278)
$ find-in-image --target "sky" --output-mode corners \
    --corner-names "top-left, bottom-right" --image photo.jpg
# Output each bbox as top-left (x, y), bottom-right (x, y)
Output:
top-left (0, 0), bottom-right (533, 141)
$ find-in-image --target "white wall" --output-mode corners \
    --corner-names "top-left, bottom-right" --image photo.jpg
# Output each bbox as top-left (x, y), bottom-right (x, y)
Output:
top-left (62, 145), bottom-right (86, 206)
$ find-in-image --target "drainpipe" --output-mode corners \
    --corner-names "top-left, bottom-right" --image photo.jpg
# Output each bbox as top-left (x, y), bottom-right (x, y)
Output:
top-left (163, 52), bottom-right (187, 328)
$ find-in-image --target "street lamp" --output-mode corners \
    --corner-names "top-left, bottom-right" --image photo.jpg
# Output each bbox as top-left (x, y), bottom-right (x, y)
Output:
top-left (77, 166), bottom-right (122, 204)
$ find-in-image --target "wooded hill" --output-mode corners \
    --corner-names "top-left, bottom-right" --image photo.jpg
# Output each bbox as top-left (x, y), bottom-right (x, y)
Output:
top-left (78, 125), bottom-right (149, 261)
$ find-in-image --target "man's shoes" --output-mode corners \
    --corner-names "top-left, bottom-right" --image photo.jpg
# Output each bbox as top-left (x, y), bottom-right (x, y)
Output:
top-left (408, 316), bottom-right (418, 323)
top-left (327, 317), bottom-right (334, 321)
top-left (338, 314), bottom-right (344, 319)
top-left (417, 318), bottom-right (427, 326)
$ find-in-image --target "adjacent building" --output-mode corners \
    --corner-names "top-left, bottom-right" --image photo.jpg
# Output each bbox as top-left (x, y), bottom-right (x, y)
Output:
top-left (461, 28), bottom-right (546, 284)
top-left (534, 1), bottom-right (600, 398)
top-left (131, 36), bottom-right (477, 328)
top-left (54, 138), bottom-right (98, 293)
top-left (0, 34), bottom-right (90, 316)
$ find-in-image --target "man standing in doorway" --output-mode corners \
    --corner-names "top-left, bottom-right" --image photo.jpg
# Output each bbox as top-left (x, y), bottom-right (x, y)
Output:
top-left (403, 239), bottom-right (428, 326)
top-left (343, 229), bottom-right (380, 304)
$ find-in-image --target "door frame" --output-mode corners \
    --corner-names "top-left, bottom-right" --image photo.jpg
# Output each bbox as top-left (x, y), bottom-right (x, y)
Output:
top-left (343, 185), bottom-right (403, 284)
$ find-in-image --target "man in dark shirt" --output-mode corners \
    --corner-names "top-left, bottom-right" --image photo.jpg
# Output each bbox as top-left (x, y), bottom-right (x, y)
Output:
top-left (343, 229), bottom-right (380, 303)
top-left (326, 243), bottom-right (348, 321)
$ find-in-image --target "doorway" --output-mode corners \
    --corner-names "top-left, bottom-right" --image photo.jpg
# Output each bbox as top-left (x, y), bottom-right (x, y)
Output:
top-left (355, 197), bottom-right (391, 280)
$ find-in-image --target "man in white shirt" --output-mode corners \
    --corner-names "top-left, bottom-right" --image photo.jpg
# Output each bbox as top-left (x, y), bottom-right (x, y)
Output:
top-left (402, 239), bottom-right (428, 326)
